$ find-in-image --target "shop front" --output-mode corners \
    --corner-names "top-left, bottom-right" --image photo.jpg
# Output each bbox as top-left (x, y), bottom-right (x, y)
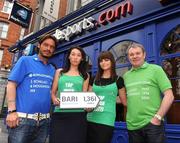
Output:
top-left (9, 0), bottom-right (180, 142)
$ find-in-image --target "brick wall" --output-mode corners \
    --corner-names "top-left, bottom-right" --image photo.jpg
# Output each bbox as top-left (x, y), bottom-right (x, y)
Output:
top-left (0, 0), bottom-right (37, 69)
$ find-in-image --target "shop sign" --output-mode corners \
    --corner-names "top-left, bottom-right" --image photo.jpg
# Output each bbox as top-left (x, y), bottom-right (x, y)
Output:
top-left (54, 0), bottom-right (133, 42)
top-left (42, 0), bottom-right (60, 22)
top-left (54, 17), bottom-right (95, 41)
top-left (9, 2), bottom-right (32, 28)
top-left (98, 1), bottom-right (133, 25)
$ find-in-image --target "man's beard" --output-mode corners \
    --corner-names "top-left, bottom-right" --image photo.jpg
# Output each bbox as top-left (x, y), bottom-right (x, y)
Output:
top-left (39, 51), bottom-right (52, 59)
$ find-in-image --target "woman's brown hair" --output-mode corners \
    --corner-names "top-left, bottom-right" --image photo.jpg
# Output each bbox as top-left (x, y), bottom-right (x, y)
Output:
top-left (95, 51), bottom-right (117, 81)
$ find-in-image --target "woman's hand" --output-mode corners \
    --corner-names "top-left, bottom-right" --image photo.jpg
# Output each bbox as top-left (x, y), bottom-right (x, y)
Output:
top-left (52, 95), bottom-right (60, 106)
top-left (85, 108), bottom-right (94, 112)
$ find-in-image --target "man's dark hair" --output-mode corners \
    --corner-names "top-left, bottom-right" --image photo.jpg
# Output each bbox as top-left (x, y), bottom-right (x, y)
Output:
top-left (39, 35), bottom-right (58, 48)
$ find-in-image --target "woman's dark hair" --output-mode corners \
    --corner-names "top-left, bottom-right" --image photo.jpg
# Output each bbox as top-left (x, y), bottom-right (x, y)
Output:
top-left (61, 46), bottom-right (88, 80)
top-left (95, 51), bottom-right (117, 81)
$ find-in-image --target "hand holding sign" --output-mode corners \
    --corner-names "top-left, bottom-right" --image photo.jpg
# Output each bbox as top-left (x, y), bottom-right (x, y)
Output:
top-left (60, 92), bottom-right (99, 109)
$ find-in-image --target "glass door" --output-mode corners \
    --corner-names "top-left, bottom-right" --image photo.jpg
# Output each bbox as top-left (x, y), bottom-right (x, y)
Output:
top-left (160, 25), bottom-right (180, 124)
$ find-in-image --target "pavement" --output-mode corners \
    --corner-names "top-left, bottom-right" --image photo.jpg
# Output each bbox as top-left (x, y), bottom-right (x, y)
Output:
top-left (0, 118), bottom-right (8, 143)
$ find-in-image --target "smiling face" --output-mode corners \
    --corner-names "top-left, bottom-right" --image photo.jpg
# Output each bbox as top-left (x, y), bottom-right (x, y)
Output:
top-left (99, 58), bottom-right (112, 71)
top-left (69, 48), bottom-right (83, 66)
top-left (128, 46), bottom-right (146, 68)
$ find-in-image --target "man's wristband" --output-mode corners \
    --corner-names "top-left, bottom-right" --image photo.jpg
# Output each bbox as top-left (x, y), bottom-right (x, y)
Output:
top-left (8, 109), bottom-right (17, 114)
top-left (154, 114), bottom-right (162, 121)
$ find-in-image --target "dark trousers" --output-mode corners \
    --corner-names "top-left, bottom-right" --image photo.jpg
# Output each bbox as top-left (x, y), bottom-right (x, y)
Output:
top-left (128, 122), bottom-right (166, 143)
top-left (87, 122), bottom-right (114, 143)
top-left (49, 112), bottom-right (87, 143)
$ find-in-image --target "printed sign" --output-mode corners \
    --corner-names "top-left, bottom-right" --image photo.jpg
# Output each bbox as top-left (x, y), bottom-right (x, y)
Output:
top-left (42, 0), bottom-right (60, 22)
top-left (60, 92), bottom-right (100, 109)
top-left (9, 2), bottom-right (32, 28)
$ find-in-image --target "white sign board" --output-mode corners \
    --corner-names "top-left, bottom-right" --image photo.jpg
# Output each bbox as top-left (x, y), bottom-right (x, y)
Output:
top-left (60, 92), bottom-right (100, 109)
top-left (42, 0), bottom-right (60, 22)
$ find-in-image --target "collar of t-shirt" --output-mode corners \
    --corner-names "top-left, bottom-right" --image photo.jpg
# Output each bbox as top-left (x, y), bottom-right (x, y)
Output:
top-left (130, 62), bottom-right (148, 72)
top-left (33, 54), bottom-right (51, 65)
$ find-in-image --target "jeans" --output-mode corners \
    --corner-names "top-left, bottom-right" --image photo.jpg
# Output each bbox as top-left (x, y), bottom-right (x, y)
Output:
top-left (128, 122), bottom-right (166, 143)
top-left (8, 117), bottom-right (50, 143)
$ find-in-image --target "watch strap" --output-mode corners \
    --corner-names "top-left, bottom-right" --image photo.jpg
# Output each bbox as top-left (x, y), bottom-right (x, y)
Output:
top-left (8, 109), bottom-right (17, 114)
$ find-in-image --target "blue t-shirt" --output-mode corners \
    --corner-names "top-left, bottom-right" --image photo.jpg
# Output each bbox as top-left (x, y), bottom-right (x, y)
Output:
top-left (8, 54), bottom-right (55, 114)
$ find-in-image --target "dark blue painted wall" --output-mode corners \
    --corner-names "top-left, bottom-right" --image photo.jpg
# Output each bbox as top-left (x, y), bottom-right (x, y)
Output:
top-left (10, 0), bottom-right (180, 142)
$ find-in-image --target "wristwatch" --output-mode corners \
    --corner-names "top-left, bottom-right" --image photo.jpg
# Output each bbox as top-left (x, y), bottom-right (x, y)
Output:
top-left (154, 114), bottom-right (162, 121)
top-left (8, 109), bottom-right (17, 114)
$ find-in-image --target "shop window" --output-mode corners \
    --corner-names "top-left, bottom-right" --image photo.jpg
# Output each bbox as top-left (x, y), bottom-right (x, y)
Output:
top-left (162, 57), bottom-right (180, 124)
top-left (1, 0), bottom-right (13, 14)
top-left (0, 22), bottom-right (9, 39)
top-left (0, 49), bottom-right (3, 66)
top-left (86, 55), bottom-right (92, 71)
top-left (81, 0), bottom-right (94, 7)
top-left (110, 41), bottom-right (133, 65)
top-left (161, 25), bottom-right (180, 124)
top-left (160, 25), bottom-right (180, 55)
top-left (39, 17), bottom-right (52, 30)
top-left (109, 40), bottom-right (135, 122)
top-left (19, 28), bottom-right (25, 40)
top-left (66, 0), bottom-right (94, 14)
top-left (115, 67), bottom-right (129, 122)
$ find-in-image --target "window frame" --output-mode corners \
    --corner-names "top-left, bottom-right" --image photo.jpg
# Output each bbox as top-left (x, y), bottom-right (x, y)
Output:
top-left (1, 0), bottom-right (13, 14)
top-left (0, 22), bottom-right (9, 39)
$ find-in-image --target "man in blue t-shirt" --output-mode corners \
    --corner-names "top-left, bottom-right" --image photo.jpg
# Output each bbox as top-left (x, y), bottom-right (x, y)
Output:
top-left (6, 35), bottom-right (58, 143)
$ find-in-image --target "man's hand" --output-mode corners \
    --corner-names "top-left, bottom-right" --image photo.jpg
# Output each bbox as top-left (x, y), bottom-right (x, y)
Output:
top-left (150, 116), bottom-right (161, 126)
top-left (6, 112), bottom-right (19, 128)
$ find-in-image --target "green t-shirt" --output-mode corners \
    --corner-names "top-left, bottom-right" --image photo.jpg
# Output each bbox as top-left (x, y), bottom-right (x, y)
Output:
top-left (54, 74), bottom-right (84, 112)
top-left (123, 62), bottom-right (172, 130)
top-left (87, 82), bottom-right (118, 126)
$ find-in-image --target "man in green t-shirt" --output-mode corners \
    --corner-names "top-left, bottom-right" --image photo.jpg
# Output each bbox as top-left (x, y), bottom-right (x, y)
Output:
top-left (123, 42), bottom-right (174, 143)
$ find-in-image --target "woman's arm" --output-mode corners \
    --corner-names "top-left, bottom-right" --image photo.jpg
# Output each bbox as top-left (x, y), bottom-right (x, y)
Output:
top-left (118, 87), bottom-right (127, 106)
top-left (51, 68), bottom-right (62, 105)
top-left (82, 73), bottom-right (90, 91)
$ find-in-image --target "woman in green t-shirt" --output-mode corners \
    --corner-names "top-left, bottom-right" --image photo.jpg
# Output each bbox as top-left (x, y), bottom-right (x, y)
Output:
top-left (87, 51), bottom-right (127, 143)
top-left (50, 46), bottom-right (89, 143)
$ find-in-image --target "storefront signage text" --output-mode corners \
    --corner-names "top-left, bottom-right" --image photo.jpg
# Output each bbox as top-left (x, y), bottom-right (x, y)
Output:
top-left (54, 1), bottom-right (133, 41)
top-left (98, 1), bottom-right (133, 25)
top-left (54, 17), bottom-right (95, 41)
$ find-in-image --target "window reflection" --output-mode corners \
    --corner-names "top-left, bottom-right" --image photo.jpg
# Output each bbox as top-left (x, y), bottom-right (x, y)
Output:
top-left (110, 41), bottom-right (133, 64)
top-left (162, 57), bottom-right (180, 100)
top-left (160, 25), bottom-right (180, 124)
top-left (116, 67), bottom-right (129, 77)
top-left (86, 55), bottom-right (92, 71)
top-left (109, 41), bottom-right (136, 122)
top-left (161, 25), bottom-right (180, 55)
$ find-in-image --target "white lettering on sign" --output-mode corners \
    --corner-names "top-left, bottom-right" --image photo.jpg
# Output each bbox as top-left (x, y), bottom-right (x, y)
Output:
top-left (60, 92), bottom-right (100, 109)
top-left (54, 17), bottom-right (95, 41)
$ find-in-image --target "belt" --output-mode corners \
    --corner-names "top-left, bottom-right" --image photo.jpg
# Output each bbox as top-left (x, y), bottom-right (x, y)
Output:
top-left (17, 112), bottom-right (50, 121)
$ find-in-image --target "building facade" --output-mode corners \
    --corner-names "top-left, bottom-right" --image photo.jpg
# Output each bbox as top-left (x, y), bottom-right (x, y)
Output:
top-left (9, 0), bottom-right (180, 142)
top-left (0, 0), bottom-right (38, 116)
top-left (0, 0), bottom-right (67, 116)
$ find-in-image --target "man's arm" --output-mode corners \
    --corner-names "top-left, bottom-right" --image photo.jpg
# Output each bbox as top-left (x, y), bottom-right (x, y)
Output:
top-left (118, 87), bottom-right (127, 106)
top-left (151, 89), bottom-right (174, 125)
top-left (6, 81), bottom-right (17, 110)
top-left (6, 81), bottom-right (19, 128)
